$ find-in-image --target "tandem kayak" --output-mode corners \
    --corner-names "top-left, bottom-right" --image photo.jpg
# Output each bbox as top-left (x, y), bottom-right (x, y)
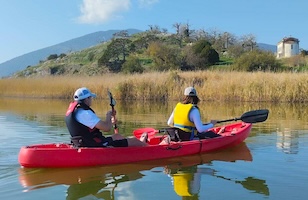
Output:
top-left (18, 122), bottom-right (252, 168)
top-left (19, 143), bottom-right (252, 189)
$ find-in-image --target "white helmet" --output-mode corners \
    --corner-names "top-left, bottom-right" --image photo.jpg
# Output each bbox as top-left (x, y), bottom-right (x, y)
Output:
top-left (74, 87), bottom-right (96, 101)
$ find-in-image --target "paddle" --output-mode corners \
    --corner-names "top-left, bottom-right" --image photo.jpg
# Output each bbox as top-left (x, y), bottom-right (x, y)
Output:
top-left (133, 109), bottom-right (269, 139)
top-left (107, 89), bottom-right (118, 134)
top-left (216, 109), bottom-right (269, 124)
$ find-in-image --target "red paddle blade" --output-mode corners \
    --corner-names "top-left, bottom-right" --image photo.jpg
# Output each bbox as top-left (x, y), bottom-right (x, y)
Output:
top-left (133, 128), bottom-right (159, 139)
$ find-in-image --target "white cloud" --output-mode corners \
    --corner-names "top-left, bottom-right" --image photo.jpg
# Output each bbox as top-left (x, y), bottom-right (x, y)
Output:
top-left (78, 0), bottom-right (131, 24)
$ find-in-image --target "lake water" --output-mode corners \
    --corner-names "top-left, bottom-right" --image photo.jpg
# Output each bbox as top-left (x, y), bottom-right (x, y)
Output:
top-left (0, 97), bottom-right (307, 200)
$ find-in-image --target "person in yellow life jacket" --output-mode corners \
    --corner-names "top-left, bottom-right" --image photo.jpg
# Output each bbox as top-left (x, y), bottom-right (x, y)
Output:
top-left (165, 86), bottom-right (220, 142)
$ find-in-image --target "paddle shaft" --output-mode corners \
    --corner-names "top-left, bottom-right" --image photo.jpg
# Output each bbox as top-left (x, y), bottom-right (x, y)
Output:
top-left (107, 90), bottom-right (118, 134)
top-left (217, 118), bottom-right (240, 123)
top-left (111, 105), bottom-right (118, 130)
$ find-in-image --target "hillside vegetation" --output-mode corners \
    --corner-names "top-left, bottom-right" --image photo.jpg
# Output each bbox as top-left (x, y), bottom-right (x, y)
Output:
top-left (13, 27), bottom-right (308, 77)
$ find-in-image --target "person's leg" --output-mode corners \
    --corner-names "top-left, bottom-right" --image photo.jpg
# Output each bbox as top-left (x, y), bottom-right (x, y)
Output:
top-left (111, 133), bottom-right (126, 140)
top-left (111, 134), bottom-right (147, 147)
top-left (139, 132), bottom-right (148, 143)
top-left (217, 126), bottom-right (225, 134)
top-left (159, 135), bottom-right (171, 145)
top-left (127, 137), bottom-right (148, 146)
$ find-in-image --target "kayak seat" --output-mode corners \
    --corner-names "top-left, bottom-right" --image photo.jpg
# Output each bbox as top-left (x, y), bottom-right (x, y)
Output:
top-left (71, 136), bottom-right (83, 148)
top-left (197, 131), bottom-right (221, 139)
top-left (162, 128), bottom-right (191, 142)
top-left (161, 128), bottom-right (221, 142)
top-left (165, 128), bottom-right (181, 142)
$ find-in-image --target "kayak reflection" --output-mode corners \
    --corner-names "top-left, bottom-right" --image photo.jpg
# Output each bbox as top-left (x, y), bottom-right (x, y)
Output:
top-left (66, 173), bottom-right (142, 200)
top-left (19, 143), bottom-right (264, 199)
top-left (164, 143), bottom-right (269, 199)
top-left (165, 165), bottom-right (270, 199)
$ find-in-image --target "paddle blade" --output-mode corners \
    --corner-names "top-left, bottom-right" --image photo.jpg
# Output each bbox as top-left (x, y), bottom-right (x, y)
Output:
top-left (240, 109), bottom-right (269, 123)
top-left (133, 128), bottom-right (159, 139)
top-left (107, 89), bottom-right (116, 106)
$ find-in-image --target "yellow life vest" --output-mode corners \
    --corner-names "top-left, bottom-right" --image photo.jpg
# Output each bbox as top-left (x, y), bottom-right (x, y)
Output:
top-left (173, 103), bottom-right (197, 133)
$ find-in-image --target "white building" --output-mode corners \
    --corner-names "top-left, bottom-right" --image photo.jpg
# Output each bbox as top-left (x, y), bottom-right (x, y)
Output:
top-left (277, 37), bottom-right (300, 58)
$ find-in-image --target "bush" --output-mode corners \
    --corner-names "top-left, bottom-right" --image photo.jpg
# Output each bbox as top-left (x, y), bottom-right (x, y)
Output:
top-left (232, 50), bottom-right (282, 72)
top-left (47, 54), bottom-right (58, 60)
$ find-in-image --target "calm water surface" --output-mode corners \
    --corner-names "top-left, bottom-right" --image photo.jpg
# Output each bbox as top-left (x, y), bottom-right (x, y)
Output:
top-left (0, 98), bottom-right (307, 200)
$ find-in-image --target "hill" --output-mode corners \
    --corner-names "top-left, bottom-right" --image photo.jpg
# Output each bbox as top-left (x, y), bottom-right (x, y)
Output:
top-left (257, 43), bottom-right (277, 53)
top-left (0, 29), bottom-right (141, 78)
top-left (0, 29), bottom-right (278, 78)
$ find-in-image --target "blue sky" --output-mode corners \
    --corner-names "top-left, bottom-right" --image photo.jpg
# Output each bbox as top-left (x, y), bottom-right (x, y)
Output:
top-left (1, 0), bottom-right (307, 63)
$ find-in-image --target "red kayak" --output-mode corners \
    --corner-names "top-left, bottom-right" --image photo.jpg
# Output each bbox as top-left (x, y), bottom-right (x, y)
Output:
top-left (19, 143), bottom-right (252, 189)
top-left (18, 122), bottom-right (252, 168)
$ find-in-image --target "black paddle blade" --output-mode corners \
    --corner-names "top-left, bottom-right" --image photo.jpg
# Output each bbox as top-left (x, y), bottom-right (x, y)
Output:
top-left (107, 89), bottom-right (116, 106)
top-left (240, 109), bottom-right (269, 123)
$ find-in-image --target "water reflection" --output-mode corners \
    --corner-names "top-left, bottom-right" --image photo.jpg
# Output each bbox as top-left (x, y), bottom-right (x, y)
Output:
top-left (66, 173), bottom-right (141, 200)
top-left (164, 144), bottom-right (269, 199)
top-left (276, 128), bottom-right (299, 154)
top-left (166, 168), bottom-right (269, 199)
top-left (17, 143), bottom-right (270, 199)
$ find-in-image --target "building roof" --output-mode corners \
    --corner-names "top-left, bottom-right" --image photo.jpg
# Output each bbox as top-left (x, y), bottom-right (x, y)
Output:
top-left (279, 37), bottom-right (300, 43)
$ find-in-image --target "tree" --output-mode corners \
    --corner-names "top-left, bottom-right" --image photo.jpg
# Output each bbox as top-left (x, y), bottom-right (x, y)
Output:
top-left (113, 30), bottom-right (130, 38)
top-left (98, 37), bottom-right (132, 72)
top-left (228, 44), bottom-right (245, 58)
top-left (122, 55), bottom-right (144, 74)
top-left (184, 39), bottom-right (219, 69)
top-left (146, 42), bottom-right (181, 71)
top-left (173, 23), bottom-right (181, 35)
top-left (148, 25), bottom-right (162, 34)
top-left (212, 32), bottom-right (237, 54)
top-left (241, 34), bottom-right (257, 51)
top-left (131, 33), bottom-right (159, 52)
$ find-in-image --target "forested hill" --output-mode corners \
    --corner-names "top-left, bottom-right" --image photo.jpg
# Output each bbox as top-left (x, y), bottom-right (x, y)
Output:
top-left (5, 28), bottom-right (281, 78)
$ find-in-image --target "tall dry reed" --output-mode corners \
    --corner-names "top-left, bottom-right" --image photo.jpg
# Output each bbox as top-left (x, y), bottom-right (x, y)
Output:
top-left (0, 71), bottom-right (308, 103)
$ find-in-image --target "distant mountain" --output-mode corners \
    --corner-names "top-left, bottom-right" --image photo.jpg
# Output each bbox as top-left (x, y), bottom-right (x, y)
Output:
top-left (257, 43), bottom-right (277, 53)
top-left (0, 29), bottom-right (141, 78)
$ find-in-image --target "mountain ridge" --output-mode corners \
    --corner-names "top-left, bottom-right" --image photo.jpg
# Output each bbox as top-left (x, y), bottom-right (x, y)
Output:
top-left (0, 29), bottom-right (141, 78)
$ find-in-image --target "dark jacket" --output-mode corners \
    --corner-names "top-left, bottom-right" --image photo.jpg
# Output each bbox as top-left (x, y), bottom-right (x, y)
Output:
top-left (65, 101), bottom-right (105, 147)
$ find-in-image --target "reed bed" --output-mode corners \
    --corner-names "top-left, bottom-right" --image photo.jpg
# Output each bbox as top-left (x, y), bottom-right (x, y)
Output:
top-left (1, 71), bottom-right (308, 103)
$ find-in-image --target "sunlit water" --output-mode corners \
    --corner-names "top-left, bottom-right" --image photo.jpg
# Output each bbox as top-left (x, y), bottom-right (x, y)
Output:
top-left (0, 98), bottom-right (308, 200)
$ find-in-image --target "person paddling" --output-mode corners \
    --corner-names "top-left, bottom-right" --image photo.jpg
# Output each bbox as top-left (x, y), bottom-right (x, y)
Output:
top-left (65, 87), bottom-right (147, 147)
top-left (163, 86), bottom-right (221, 143)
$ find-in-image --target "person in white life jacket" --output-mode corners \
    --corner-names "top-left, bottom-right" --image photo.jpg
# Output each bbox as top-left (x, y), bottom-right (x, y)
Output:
top-left (163, 86), bottom-right (220, 143)
top-left (65, 87), bottom-right (147, 147)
